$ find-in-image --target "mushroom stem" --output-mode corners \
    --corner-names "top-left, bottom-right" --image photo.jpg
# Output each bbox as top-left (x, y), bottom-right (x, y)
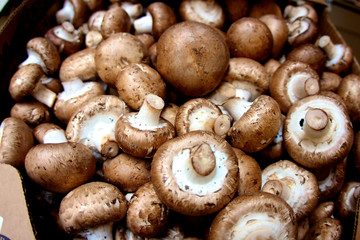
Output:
top-left (318, 35), bottom-right (339, 60)
top-left (190, 143), bottom-right (216, 176)
top-left (290, 74), bottom-right (319, 99)
top-left (135, 94), bottom-right (164, 127)
top-left (32, 82), bottom-right (57, 108)
top-left (221, 98), bottom-right (253, 122)
top-left (56, 0), bottom-right (75, 24)
top-left (213, 114), bottom-right (231, 138)
top-left (19, 50), bottom-right (46, 70)
top-left (79, 222), bottom-right (113, 240)
top-left (262, 179), bottom-right (290, 200)
top-left (100, 140), bottom-right (119, 158)
top-left (61, 78), bottom-right (85, 92)
top-left (133, 12), bottom-right (153, 34)
top-left (121, 2), bottom-right (143, 21)
top-left (303, 108), bottom-right (330, 139)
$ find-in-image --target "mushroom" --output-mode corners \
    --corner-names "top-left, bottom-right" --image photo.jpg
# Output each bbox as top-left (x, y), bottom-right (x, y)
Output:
top-left (283, 3), bottom-right (318, 23)
top-left (248, 0), bottom-right (282, 18)
top-left (135, 33), bottom-right (155, 50)
top-left (151, 130), bottom-right (239, 216)
top-left (115, 63), bottom-right (167, 111)
top-left (318, 35), bottom-right (354, 75)
top-left (309, 201), bottom-right (335, 225)
top-left (336, 181), bottom-right (360, 220)
top-left (0, 117), bottom-right (34, 168)
top-left (160, 102), bottom-right (179, 127)
top-left (56, 0), bottom-right (88, 28)
top-left (221, 0), bottom-right (249, 23)
top-left (100, 6), bottom-right (132, 39)
top-left (224, 95), bottom-right (282, 153)
top-left (133, 1), bottom-right (177, 40)
top-left (58, 181), bottom-right (127, 239)
top-left (85, 30), bottom-right (103, 48)
top-left (320, 71), bottom-right (342, 92)
top-left (126, 182), bottom-right (170, 238)
top-left (33, 123), bottom-right (68, 144)
top-left (24, 142), bottom-right (96, 193)
top-left (264, 58), bottom-right (281, 79)
top-left (337, 74), bottom-right (360, 124)
top-left (19, 37), bottom-right (61, 75)
top-left (261, 159), bottom-right (320, 221)
top-left (88, 10), bottom-right (106, 32)
top-left (304, 217), bottom-right (343, 240)
top-left (66, 95), bottom-right (130, 159)
top-left (156, 21), bottom-right (230, 97)
top-left (115, 94), bottom-right (176, 158)
top-left (10, 101), bottom-right (51, 126)
top-left (95, 32), bottom-right (149, 87)
top-left (9, 64), bottom-right (57, 108)
top-left (207, 192), bottom-right (298, 239)
top-left (226, 17), bottom-right (273, 62)
top-left (103, 152), bottom-right (151, 193)
top-left (287, 17), bottom-right (319, 49)
top-left (178, 0), bottom-right (225, 29)
top-left (118, 1), bottom-right (143, 23)
top-left (269, 60), bottom-right (320, 113)
top-left (283, 95), bottom-right (354, 169)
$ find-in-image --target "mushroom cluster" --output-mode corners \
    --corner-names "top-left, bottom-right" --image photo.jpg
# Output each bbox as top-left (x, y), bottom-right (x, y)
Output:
top-left (2, 0), bottom-right (360, 239)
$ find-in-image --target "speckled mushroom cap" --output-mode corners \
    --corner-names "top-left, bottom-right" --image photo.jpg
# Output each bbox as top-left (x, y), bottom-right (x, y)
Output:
top-left (261, 160), bottom-right (320, 221)
top-left (207, 192), bottom-right (298, 240)
top-left (59, 181), bottom-right (127, 235)
top-left (283, 95), bottom-right (354, 169)
top-left (151, 130), bottom-right (239, 216)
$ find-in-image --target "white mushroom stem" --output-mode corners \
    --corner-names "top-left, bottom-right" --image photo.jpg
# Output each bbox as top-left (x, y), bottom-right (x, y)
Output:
top-left (213, 114), bottom-right (231, 138)
top-left (80, 222), bottom-right (114, 240)
top-left (221, 98), bottom-right (253, 122)
top-left (303, 108), bottom-right (330, 139)
top-left (120, 2), bottom-right (143, 21)
top-left (61, 78), bottom-right (86, 95)
top-left (190, 143), bottom-right (216, 176)
top-left (19, 49), bottom-right (46, 70)
top-left (32, 80), bottom-right (57, 108)
top-left (262, 179), bottom-right (291, 200)
top-left (288, 73), bottom-right (319, 100)
top-left (42, 129), bottom-right (68, 144)
top-left (133, 11), bottom-right (153, 34)
top-left (318, 35), bottom-right (345, 66)
top-left (134, 94), bottom-right (164, 127)
top-left (56, 0), bottom-right (75, 24)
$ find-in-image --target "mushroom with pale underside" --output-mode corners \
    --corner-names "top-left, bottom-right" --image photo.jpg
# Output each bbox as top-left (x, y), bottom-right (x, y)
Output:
top-left (283, 3), bottom-right (318, 23)
top-left (66, 95), bottom-right (130, 160)
top-left (223, 95), bottom-right (282, 153)
top-left (269, 60), bottom-right (320, 113)
top-left (24, 142), bottom-right (96, 193)
top-left (56, 0), bottom-right (88, 28)
top-left (58, 181), bottom-right (127, 239)
top-left (33, 123), bottom-right (68, 144)
top-left (0, 117), bottom-right (34, 168)
top-left (207, 192), bottom-right (298, 240)
top-left (10, 101), bottom-right (51, 126)
top-left (287, 17), bottom-right (318, 49)
top-left (151, 130), bottom-right (239, 216)
top-left (115, 94), bottom-right (176, 158)
top-left (283, 94), bottom-right (354, 169)
top-left (304, 217), bottom-right (343, 240)
top-left (261, 159), bottom-right (320, 221)
top-left (336, 181), bottom-right (360, 220)
top-left (309, 201), bottom-right (335, 226)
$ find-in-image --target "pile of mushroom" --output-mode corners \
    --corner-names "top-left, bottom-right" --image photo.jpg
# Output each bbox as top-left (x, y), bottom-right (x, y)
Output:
top-left (2, 0), bottom-right (360, 239)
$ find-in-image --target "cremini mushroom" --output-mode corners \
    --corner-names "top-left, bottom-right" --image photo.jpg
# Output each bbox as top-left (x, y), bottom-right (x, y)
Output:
top-left (10, 101), bottom-right (51, 126)
top-left (207, 192), bottom-right (298, 240)
top-left (0, 117), bottom-right (34, 168)
top-left (156, 21), bottom-right (230, 97)
top-left (283, 95), bottom-right (354, 169)
top-left (33, 123), bottom-right (68, 144)
top-left (309, 201), bottom-right (335, 226)
top-left (103, 152), bottom-right (151, 193)
top-left (24, 142), bottom-right (96, 193)
top-left (320, 71), bottom-right (342, 92)
top-left (261, 159), bottom-right (320, 220)
top-left (115, 94), bottom-right (176, 158)
top-left (151, 130), bottom-right (239, 216)
top-left (304, 217), bottom-right (343, 240)
top-left (56, 0), bottom-right (88, 28)
top-left (337, 74), bottom-right (360, 124)
top-left (66, 95), bottom-right (130, 159)
top-left (269, 60), bottom-right (320, 113)
top-left (287, 17), bottom-right (318, 49)
top-left (283, 3), bottom-right (318, 23)
top-left (58, 181), bottom-right (127, 239)
top-left (336, 181), bottom-right (360, 220)
top-left (100, 6), bottom-right (132, 39)
top-left (126, 182), bottom-right (170, 238)
top-left (178, 0), bottom-right (225, 29)
top-left (248, 0), bottom-right (282, 18)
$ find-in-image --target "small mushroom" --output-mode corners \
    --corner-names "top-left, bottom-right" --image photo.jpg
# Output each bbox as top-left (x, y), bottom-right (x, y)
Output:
top-left (283, 95), bottom-right (354, 169)
top-left (269, 60), bottom-right (320, 113)
top-left (337, 74), bottom-right (360, 124)
top-left (103, 152), bottom-right (151, 193)
top-left (287, 17), bottom-right (318, 49)
top-left (19, 37), bottom-right (61, 75)
top-left (336, 181), bottom-right (360, 220)
top-left (320, 71), bottom-right (342, 92)
top-left (119, 1), bottom-right (143, 23)
top-left (115, 94), bottom-right (176, 158)
top-left (24, 142), bottom-right (96, 193)
top-left (126, 182), bottom-right (170, 238)
top-left (304, 217), bottom-right (343, 240)
top-left (264, 58), bottom-right (281, 79)
top-left (178, 0), bottom-right (225, 29)
top-left (0, 117), bottom-right (34, 168)
top-left (207, 192), bottom-right (298, 239)
top-left (151, 130), bottom-right (239, 216)
top-left (309, 201), bottom-right (335, 225)
top-left (66, 95), bottom-right (130, 159)
top-left (85, 30), bottom-right (103, 48)
top-left (58, 181), bottom-right (127, 239)
top-left (283, 3), bottom-right (318, 23)
top-left (9, 64), bottom-right (57, 108)
top-left (261, 159), bottom-right (320, 220)
top-left (100, 6), bottom-right (132, 39)
top-left (56, 0), bottom-right (88, 28)
top-left (33, 123), bottom-right (68, 144)
top-left (318, 35), bottom-right (354, 75)
top-left (10, 101), bottom-right (51, 126)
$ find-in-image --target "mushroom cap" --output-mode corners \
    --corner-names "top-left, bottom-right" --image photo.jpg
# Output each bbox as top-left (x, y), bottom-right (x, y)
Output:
top-left (287, 17), bottom-right (318, 49)
top-left (227, 95), bottom-right (282, 153)
top-left (222, 0), bottom-right (249, 23)
top-left (59, 181), bottom-right (127, 235)
top-left (101, 6), bottom-right (131, 39)
top-left (283, 95), bottom-right (354, 169)
top-left (207, 192), bottom-right (298, 240)
top-left (156, 21), bottom-right (230, 97)
top-left (337, 74), bottom-right (360, 124)
top-left (336, 181), bottom-right (360, 219)
top-left (261, 160), bottom-right (320, 221)
top-left (147, 1), bottom-right (177, 40)
top-left (95, 32), bottom-right (149, 86)
top-left (103, 153), bottom-right (151, 193)
top-left (269, 60), bottom-right (320, 113)
top-left (320, 71), bottom-right (342, 92)
top-left (151, 131), bottom-right (239, 216)
top-left (0, 117), bottom-right (34, 168)
top-left (226, 17), bottom-right (273, 62)
top-left (248, 0), bottom-right (282, 18)
top-left (175, 98), bottom-right (222, 136)
top-left (126, 182), bottom-right (170, 238)
top-left (10, 101), bottom-right (51, 126)
top-left (24, 142), bottom-right (96, 193)
top-left (304, 217), bottom-right (342, 240)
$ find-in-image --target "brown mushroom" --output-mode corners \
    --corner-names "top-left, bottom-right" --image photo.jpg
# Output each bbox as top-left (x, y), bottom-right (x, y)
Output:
top-left (304, 217), bottom-right (343, 240)
top-left (221, 0), bottom-right (249, 23)
top-left (248, 0), bottom-right (282, 18)
top-left (157, 21), bottom-right (229, 97)
top-left (56, 0), bottom-right (88, 28)
top-left (337, 74), bottom-right (360, 124)
top-left (283, 3), bottom-right (318, 23)
top-left (24, 142), bottom-right (96, 193)
top-left (33, 123), bottom-right (68, 144)
top-left (320, 71), bottom-right (342, 92)
top-left (208, 192), bottom-right (298, 239)
top-left (336, 181), bottom-right (360, 220)
top-left (287, 17), bottom-right (319, 49)
top-left (10, 101), bottom-right (51, 126)
top-left (151, 130), bottom-right (238, 216)
top-left (309, 201), bottom-right (335, 225)
top-left (100, 6), bottom-right (132, 39)
top-left (0, 117), bottom-right (34, 168)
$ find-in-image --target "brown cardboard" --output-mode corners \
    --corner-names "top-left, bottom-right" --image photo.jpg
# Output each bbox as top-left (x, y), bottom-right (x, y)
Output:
top-left (0, 164), bottom-right (36, 240)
